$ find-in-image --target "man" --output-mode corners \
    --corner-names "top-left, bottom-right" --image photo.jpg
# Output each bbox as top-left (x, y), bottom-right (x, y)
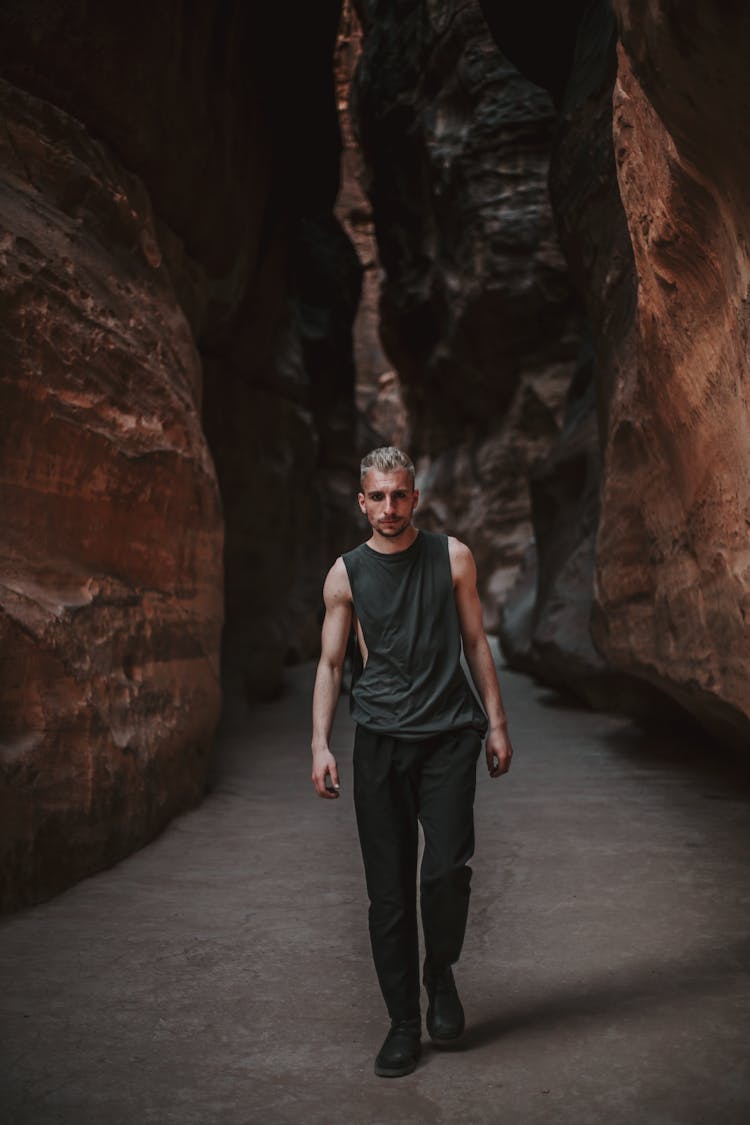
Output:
top-left (311, 446), bottom-right (513, 1078)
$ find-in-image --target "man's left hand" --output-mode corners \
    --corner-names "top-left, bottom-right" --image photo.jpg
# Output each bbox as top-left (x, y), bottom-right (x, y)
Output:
top-left (486, 725), bottom-right (513, 777)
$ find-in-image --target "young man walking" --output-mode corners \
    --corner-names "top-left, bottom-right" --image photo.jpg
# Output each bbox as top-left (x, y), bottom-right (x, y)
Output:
top-left (311, 446), bottom-right (514, 1078)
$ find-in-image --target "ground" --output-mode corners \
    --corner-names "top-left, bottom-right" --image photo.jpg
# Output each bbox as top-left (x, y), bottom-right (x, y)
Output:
top-left (1, 652), bottom-right (749, 1124)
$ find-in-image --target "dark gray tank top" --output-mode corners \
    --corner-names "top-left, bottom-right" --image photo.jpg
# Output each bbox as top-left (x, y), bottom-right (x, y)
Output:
top-left (342, 530), bottom-right (488, 738)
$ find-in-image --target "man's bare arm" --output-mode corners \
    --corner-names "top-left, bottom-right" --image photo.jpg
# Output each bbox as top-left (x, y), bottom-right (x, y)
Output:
top-left (311, 557), bottom-right (353, 799)
top-left (450, 537), bottom-right (514, 777)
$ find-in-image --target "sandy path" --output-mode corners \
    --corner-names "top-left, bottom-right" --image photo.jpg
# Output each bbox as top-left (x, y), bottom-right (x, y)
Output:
top-left (1, 657), bottom-right (749, 1124)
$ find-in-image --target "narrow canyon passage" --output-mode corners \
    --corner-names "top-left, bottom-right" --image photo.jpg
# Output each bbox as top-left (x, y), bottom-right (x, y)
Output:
top-left (6, 0), bottom-right (750, 916)
top-left (1, 655), bottom-right (749, 1125)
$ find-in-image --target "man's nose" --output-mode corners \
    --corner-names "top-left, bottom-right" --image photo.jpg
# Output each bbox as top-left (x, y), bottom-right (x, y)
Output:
top-left (384, 496), bottom-right (394, 512)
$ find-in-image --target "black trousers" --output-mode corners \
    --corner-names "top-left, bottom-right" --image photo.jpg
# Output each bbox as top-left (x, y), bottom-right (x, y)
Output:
top-left (353, 724), bottom-right (482, 1023)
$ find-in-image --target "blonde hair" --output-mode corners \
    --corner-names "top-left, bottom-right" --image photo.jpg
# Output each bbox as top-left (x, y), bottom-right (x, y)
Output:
top-left (360, 446), bottom-right (415, 488)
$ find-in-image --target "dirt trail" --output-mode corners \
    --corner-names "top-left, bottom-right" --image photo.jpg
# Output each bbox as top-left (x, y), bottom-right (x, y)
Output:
top-left (2, 658), bottom-right (749, 1124)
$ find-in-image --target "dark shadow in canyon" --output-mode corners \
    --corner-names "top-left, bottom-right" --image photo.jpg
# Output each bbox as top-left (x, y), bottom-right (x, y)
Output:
top-left (462, 935), bottom-right (750, 1050)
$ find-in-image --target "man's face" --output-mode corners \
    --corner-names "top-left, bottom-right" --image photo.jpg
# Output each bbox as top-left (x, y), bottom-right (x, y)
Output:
top-left (358, 468), bottom-right (419, 540)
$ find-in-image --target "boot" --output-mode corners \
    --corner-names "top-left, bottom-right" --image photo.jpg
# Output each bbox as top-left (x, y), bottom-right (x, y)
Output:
top-left (374, 1018), bottom-right (421, 1077)
top-left (424, 964), bottom-right (465, 1043)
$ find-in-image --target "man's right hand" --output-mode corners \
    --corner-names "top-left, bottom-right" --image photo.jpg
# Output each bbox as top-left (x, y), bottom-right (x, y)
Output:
top-left (311, 747), bottom-right (341, 799)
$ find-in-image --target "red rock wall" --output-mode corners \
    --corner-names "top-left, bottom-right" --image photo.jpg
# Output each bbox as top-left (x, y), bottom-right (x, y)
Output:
top-left (484, 0), bottom-right (750, 745)
top-left (0, 1), bottom-right (361, 908)
top-left (0, 80), bottom-right (223, 908)
top-left (592, 3), bottom-right (750, 746)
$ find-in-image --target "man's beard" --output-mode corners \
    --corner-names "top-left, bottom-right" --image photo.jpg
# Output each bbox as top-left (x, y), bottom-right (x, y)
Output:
top-left (375, 517), bottom-right (411, 538)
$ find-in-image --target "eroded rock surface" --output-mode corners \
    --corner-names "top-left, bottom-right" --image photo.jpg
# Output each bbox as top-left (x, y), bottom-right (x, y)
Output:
top-left (354, 0), bottom-right (583, 623)
top-left (496, 1), bottom-right (638, 699)
top-left (335, 3), bottom-right (409, 449)
top-left (488, 0), bottom-right (750, 745)
top-left (592, 5), bottom-right (750, 746)
top-left (0, 81), bottom-right (223, 907)
top-left (5, 0), bottom-right (750, 916)
top-left (0, 1), bottom-right (361, 908)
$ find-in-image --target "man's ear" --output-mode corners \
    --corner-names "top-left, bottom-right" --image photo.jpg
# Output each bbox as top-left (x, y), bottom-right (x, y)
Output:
top-left (412, 489), bottom-right (419, 510)
top-left (357, 491), bottom-right (366, 513)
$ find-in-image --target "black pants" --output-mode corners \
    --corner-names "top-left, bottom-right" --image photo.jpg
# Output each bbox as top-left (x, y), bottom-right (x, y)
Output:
top-left (353, 724), bottom-right (482, 1023)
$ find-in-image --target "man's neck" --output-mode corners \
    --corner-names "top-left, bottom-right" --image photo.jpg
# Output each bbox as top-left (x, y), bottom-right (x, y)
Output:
top-left (366, 525), bottom-right (419, 555)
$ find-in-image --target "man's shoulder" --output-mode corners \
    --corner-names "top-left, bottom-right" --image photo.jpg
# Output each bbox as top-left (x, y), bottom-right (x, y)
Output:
top-left (340, 542), bottom-right (371, 582)
top-left (446, 536), bottom-right (475, 582)
top-left (323, 556), bottom-right (353, 604)
top-left (342, 540), bottom-right (367, 563)
top-left (415, 528), bottom-right (448, 554)
top-left (446, 535), bottom-right (471, 558)
top-left (419, 530), bottom-right (466, 552)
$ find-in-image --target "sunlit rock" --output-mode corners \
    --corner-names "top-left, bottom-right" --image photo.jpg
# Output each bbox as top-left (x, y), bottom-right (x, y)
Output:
top-left (593, 4), bottom-right (750, 747)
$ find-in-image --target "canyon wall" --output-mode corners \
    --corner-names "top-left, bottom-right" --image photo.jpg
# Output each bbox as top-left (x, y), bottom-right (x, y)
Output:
top-left (592, 2), bottom-right (750, 746)
top-left (0, 1), bottom-right (360, 908)
top-left (484, 0), bottom-right (750, 744)
top-left (491, 1), bottom-right (641, 705)
top-left (0, 77), bottom-right (224, 909)
top-left (353, 0), bottom-right (584, 627)
top-left (355, 0), bottom-right (750, 745)
top-left (335, 5), bottom-right (409, 448)
top-left (4, 0), bottom-right (750, 911)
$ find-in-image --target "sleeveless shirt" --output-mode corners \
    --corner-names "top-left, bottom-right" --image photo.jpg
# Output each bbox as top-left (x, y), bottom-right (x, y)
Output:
top-left (342, 530), bottom-right (488, 739)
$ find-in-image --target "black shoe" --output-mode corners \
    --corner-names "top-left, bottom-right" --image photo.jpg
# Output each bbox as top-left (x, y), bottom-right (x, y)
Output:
top-left (374, 1019), bottom-right (421, 1078)
top-left (424, 965), bottom-right (465, 1043)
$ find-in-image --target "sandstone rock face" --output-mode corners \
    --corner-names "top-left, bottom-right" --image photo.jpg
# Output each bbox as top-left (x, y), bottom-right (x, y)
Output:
top-left (0, 1), bottom-right (362, 908)
top-left (487, 0), bottom-right (750, 744)
top-left (354, 0), bottom-right (583, 624)
top-left (0, 1), bottom-right (361, 705)
top-left (0, 81), bottom-right (223, 908)
top-left (7, 0), bottom-right (749, 920)
top-left (592, 5), bottom-right (750, 746)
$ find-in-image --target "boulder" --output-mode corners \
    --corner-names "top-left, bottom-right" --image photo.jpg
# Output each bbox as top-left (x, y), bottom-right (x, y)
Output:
top-left (0, 81), bottom-right (223, 908)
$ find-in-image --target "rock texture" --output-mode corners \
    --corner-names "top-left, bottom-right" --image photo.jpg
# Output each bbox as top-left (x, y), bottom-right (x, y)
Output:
top-left (354, 0), bottom-right (750, 746)
top-left (0, 80), bottom-right (223, 908)
top-left (486, 0), bottom-right (750, 745)
top-left (0, 1), bottom-right (363, 908)
top-left (592, 4), bottom-right (750, 746)
top-left (209, 4), bottom-right (365, 696)
top-left (335, 3), bottom-right (410, 448)
top-left (354, 0), bottom-right (583, 624)
top-left (497, 1), bottom-right (639, 699)
top-left (6, 0), bottom-right (750, 917)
